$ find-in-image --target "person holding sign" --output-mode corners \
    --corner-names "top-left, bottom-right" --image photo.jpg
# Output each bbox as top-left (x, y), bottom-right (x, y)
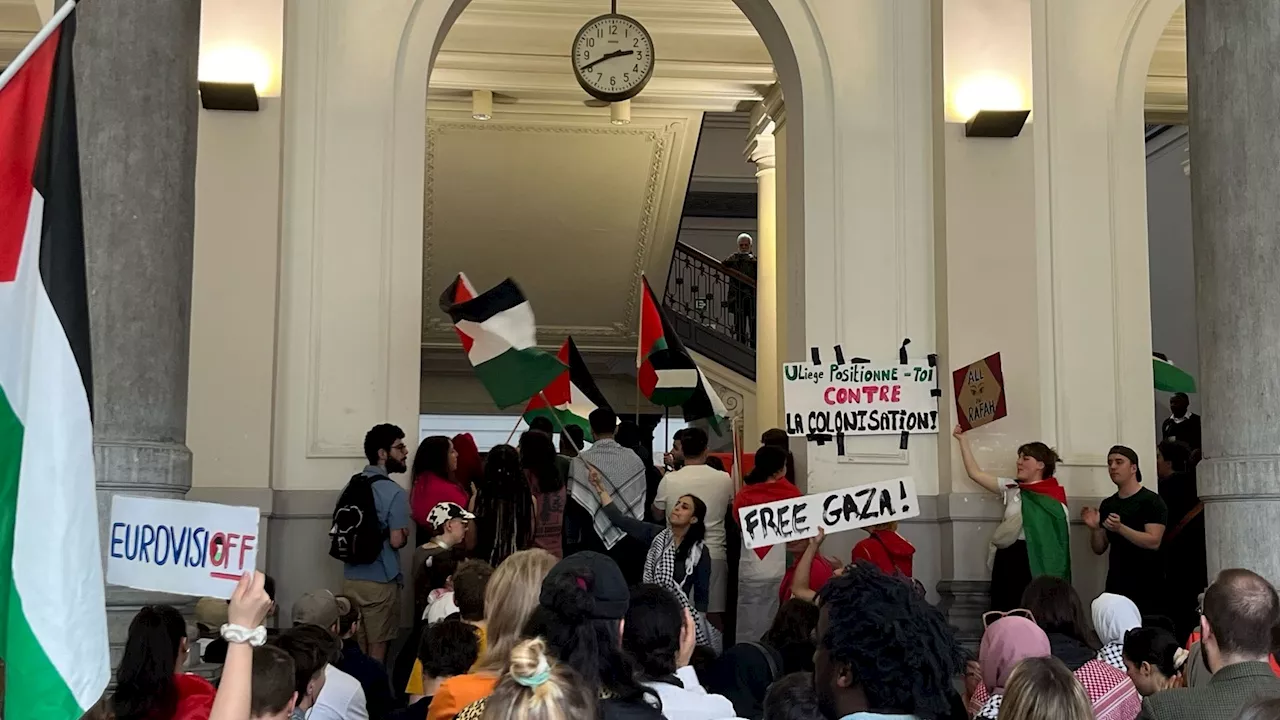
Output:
top-left (954, 426), bottom-right (1071, 612)
top-left (732, 445), bottom-right (802, 644)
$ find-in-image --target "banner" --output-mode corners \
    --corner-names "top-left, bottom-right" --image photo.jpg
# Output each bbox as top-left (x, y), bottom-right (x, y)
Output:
top-left (953, 352), bottom-right (1007, 431)
top-left (737, 477), bottom-right (920, 550)
top-left (107, 496), bottom-right (261, 599)
top-left (782, 360), bottom-right (939, 437)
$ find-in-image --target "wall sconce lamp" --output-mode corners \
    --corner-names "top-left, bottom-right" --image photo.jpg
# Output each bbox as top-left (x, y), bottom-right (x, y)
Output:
top-left (965, 109), bottom-right (1030, 138)
top-left (472, 90), bottom-right (493, 120)
top-left (199, 82), bottom-right (259, 112)
top-left (610, 100), bottom-right (631, 125)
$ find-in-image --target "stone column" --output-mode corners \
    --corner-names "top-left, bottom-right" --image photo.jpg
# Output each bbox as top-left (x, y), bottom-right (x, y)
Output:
top-left (74, 0), bottom-right (202, 665)
top-left (1186, 0), bottom-right (1280, 585)
top-left (747, 121), bottom-right (779, 433)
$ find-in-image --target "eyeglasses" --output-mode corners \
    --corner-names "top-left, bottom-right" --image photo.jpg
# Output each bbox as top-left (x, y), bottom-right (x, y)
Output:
top-left (982, 608), bottom-right (1036, 628)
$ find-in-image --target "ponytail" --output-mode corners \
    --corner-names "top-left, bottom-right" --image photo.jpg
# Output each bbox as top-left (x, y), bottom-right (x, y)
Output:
top-left (1123, 627), bottom-right (1184, 677)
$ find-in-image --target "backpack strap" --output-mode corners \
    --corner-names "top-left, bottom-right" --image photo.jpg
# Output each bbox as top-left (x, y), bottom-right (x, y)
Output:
top-left (743, 641), bottom-right (781, 683)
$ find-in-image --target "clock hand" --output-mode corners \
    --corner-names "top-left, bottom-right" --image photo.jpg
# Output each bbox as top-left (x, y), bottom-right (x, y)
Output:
top-left (581, 49), bottom-right (635, 72)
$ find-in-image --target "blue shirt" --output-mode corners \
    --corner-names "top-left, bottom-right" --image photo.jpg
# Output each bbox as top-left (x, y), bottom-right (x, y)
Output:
top-left (343, 465), bottom-right (410, 583)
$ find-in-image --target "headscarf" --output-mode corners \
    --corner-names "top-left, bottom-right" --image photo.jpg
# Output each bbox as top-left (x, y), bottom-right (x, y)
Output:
top-left (980, 616), bottom-right (1051, 694)
top-left (1092, 593), bottom-right (1142, 646)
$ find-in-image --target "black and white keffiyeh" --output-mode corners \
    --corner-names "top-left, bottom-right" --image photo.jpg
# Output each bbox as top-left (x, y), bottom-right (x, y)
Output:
top-left (569, 439), bottom-right (647, 549)
top-left (643, 528), bottom-right (721, 652)
top-left (1098, 641), bottom-right (1126, 672)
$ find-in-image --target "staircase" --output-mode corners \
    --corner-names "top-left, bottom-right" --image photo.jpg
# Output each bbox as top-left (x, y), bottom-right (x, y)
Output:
top-left (662, 241), bottom-right (756, 381)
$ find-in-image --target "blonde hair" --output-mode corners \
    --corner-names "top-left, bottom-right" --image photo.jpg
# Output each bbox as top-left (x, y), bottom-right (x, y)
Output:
top-left (481, 638), bottom-right (596, 720)
top-left (997, 657), bottom-right (1092, 720)
top-left (478, 548), bottom-right (557, 673)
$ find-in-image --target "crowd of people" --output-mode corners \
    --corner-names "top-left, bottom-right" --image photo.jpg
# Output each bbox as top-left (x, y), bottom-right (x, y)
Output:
top-left (90, 399), bottom-right (1280, 720)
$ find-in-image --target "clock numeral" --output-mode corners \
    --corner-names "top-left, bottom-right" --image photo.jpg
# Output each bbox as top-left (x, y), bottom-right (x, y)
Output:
top-left (586, 37), bottom-right (595, 47)
top-left (597, 28), bottom-right (603, 38)
top-left (597, 73), bottom-right (602, 83)
top-left (610, 76), bottom-right (616, 87)
top-left (633, 38), bottom-right (640, 48)
top-left (609, 24), bottom-right (618, 35)
top-left (633, 64), bottom-right (639, 72)
top-left (624, 73), bottom-right (630, 83)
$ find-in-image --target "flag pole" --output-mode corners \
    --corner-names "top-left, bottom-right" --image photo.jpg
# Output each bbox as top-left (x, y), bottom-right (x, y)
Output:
top-left (664, 406), bottom-right (670, 453)
top-left (504, 414), bottom-right (523, 446)
top-left (540, 390), bottom-right (585, 454)
top-left (0, 0), bottom-right (77, 95)
top-left (634, 276), bottom-right (643, 443)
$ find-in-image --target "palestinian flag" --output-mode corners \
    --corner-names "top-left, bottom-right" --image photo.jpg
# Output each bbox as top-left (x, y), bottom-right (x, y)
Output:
top-left (0, 7), bottom-right (111, 720)
top-left (637, 276), bottom-right (698, 407)
top-left (683, 365), bottom-right (729, 434)
top-left (440, 274), bottom-right (565, 409)
top-left (1018, 479), bottom-right (1072, 581)
top-left (523, 337), bottom-right (612, 441)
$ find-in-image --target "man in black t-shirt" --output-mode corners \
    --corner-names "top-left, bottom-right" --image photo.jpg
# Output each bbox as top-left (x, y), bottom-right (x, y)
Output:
top-left (1161, 392), bottom-right (1203, 459)
top-left (1082, 445), bottom-right (1169, 616)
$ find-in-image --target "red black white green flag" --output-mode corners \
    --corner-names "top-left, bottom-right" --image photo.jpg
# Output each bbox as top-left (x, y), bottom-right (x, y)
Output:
top-left (0, 5), bottom-right (111, 719)
top-left (440, 273), bottom-right (566, 409)
top-left (523, 337), bottom-right (612, 441)
top-left (637, 275), bottom-right (698, 407)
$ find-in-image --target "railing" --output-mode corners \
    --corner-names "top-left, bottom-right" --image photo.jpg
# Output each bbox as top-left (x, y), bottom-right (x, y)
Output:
top-left (662, 241), bottom-right (756, 380)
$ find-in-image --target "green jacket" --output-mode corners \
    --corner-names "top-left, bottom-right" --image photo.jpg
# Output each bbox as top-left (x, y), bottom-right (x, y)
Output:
top-left (1140, 661), bottom-right (1280, 720)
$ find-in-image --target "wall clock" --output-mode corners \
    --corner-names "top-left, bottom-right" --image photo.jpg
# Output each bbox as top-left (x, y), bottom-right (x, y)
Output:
top-left (571, 13), bottom-right (655, 103)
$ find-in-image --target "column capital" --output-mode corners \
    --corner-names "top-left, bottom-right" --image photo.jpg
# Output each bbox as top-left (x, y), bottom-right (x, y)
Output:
top-left (750, 82), bottom-right (786, 133)
top-left (746, 131), bottom-right (776, 171)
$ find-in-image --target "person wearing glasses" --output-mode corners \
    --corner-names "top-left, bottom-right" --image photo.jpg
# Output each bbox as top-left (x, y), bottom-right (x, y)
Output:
top-left (340, 423), bottom-right (412, 664)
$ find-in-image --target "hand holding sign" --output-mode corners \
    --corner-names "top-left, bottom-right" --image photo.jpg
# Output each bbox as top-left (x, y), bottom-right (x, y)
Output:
top-left (228, 571), bottom-right (273, 628)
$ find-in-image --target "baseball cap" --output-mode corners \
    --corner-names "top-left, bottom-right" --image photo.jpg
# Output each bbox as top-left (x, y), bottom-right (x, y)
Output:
top-left (542, 551), bottom-right (629, 620)
top-left (292, 590), bottom-right (350, 629)
top-left (427, 501), bottom-right (475, 531)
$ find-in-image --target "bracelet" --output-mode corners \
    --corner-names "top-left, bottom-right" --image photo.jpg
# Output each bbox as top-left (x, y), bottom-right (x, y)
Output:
top-left (221, 623), bottom-right (268, 647)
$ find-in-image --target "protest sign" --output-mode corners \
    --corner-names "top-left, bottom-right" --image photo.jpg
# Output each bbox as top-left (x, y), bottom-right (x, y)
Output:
top-left (737, 477), bottom-right (920, 550)
top-left (782, 361), bottom-right (939, 437)
top-left (107, 496), bottom-right (260, 599)
top-left (953, 352), bottom-right (1007, 431)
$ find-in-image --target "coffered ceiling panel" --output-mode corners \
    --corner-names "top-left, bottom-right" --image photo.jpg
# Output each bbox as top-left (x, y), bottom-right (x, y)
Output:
top-left (421, 104), bottom-right (703, 352)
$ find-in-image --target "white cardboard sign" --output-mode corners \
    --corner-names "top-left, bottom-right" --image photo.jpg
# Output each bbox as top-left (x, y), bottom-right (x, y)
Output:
top-left (737, 477), bottom-right (920, 550)
top-left (782, 361), bottom-right (940, 436)
top-left (107, 496), bottom-right (261, 599)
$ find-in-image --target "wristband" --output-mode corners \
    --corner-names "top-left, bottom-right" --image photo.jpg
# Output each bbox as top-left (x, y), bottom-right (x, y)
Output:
top-left (221, 623), bottom-right (267, 647)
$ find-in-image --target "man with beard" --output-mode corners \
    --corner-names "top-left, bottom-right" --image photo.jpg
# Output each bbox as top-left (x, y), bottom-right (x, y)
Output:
top-left (341, 423), bottom-right (412, 664)
top-left (812, 563), bottom-right (966, 719)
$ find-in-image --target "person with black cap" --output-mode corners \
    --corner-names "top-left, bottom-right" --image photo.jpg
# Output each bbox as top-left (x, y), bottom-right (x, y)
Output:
top-left (453, 551), bottom-right (663, 720)
top-left (1082, 445), bottom-right (1169, 617)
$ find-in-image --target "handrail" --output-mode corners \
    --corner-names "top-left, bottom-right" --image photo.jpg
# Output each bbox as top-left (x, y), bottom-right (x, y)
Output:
top-left (673, 242), bottom-right (757, 286)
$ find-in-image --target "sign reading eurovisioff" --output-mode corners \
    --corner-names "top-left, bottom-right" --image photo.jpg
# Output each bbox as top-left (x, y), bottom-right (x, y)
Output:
top-left (107, 496), bottom-right (260, 599)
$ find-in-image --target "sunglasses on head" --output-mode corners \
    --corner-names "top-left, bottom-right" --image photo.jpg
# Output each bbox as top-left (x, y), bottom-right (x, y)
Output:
top-left (983, 608), bottom-right (1036, 628)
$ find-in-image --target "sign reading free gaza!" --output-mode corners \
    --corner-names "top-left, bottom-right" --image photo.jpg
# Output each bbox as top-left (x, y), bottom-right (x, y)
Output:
top-left (737, 477), bottom-right (921, 550)
top-left (782, 360), bottom-right (940, 437)
top-left (108, 496), bottom-right (260, 600)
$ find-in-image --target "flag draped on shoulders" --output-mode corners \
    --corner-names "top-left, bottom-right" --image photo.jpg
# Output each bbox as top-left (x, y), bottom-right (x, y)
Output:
top-left (523, 337), bottom-right (611, 441)
top-left (637, 276), bottom-right (698, 407)
top-left (1019, 478), bottom-right (1072, 581)
top-left (440, 273), bottom-right (565, 409)
top-left (0, 5), bottom-right (111, 719)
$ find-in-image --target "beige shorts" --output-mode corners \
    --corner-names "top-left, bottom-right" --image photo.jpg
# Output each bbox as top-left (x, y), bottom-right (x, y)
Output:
top-left (708, 558), bottom-right (729, 613)
top-left (342, 579), bottom-right (401, 645)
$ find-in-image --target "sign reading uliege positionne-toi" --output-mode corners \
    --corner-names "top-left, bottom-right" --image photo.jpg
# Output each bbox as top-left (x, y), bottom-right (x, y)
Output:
top-left (737, 477), bottom-right (921, 550)
top-left (782, 360), bottom-right (940, 437)
top-left (107, 496), bottom-right (261, 599)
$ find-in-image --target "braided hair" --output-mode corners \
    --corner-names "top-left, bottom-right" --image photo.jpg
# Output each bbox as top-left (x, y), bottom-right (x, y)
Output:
top-left (474, 444), bottom-right (535, 567)
top-left (817, 563), bottom-right (965, 717)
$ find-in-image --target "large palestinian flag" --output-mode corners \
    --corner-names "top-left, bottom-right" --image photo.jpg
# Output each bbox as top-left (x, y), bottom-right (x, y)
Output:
top-left (637, 276), bottom-right (698, 407)
top-left (683, 365), bottom-right (729, 434)
top-left (0, 7), bottom-right (111, 720)
top-left (440, 274), bottom-right (565, 409)
top-left (524, 337), bottom-right (612, 441)
top-left (1019, 479), bottom-right (1072, 581)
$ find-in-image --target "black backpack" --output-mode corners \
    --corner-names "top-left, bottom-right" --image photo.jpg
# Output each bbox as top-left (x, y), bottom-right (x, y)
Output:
top-left (329, 473), bottom-right (388, 565)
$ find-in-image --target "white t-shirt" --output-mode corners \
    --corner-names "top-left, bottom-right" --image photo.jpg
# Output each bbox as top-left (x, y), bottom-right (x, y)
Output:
top-left (654, 464), bottom-right (734, 560)
top-left (643, 666), bottom-right (741, 720)
top-left (1000, 479), bottom-right (1026, 541)
top-left (309, 664), bottom-right (368, 720)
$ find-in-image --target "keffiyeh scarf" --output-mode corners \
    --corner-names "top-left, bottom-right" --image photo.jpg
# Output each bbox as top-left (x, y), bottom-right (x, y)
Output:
top-left (643, 528), bottom-right (721, 652)
top-left (568, 440), bottom-right (647, 549)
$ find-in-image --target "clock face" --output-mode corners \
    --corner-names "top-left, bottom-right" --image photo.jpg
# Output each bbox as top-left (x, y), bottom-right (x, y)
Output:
top-left (571, 14), bottom-right (655, 103)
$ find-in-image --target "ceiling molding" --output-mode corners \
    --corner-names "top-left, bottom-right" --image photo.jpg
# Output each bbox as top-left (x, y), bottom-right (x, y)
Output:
top-left (421, 105), bottom-right (702, 351)
top-left (454, 0), bottom-right (760, 37)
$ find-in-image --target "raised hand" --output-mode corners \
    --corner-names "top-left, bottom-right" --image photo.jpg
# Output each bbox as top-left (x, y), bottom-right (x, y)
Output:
top-left (676, 609), bottom-right (697, 668)
top-left (1081, 506), bottom-right (1101, 530)
top-left (227, 570), bottom-right (273, 628)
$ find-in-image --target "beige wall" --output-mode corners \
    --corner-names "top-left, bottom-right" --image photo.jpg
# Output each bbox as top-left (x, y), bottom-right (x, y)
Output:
top-left (188, 100), bottom-right (284, 490)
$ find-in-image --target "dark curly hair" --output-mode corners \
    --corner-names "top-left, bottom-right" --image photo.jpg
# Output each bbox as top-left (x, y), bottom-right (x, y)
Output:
top-left (419, 619), bottom-right (481, 679)
top-left (817, 562), bottom-right (964, 718)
